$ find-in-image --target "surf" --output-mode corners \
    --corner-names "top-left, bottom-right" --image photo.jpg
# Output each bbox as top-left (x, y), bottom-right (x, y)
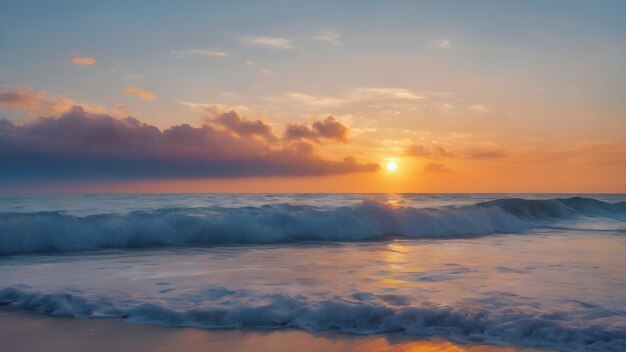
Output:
top-left (0, 197), bottom-right (624, 255)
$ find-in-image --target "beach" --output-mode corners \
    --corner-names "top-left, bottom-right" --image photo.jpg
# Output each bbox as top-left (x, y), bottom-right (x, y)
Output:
top-left (0, 308), bottom-right (544, 352)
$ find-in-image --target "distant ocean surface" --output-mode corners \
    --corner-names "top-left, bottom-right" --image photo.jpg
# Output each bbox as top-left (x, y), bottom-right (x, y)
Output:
top-left (1, 193), bottom-right (625, 351)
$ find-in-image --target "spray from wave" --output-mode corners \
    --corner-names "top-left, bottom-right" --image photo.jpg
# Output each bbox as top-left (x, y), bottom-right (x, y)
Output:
top-left (0, 197), bottom-right (624, 255)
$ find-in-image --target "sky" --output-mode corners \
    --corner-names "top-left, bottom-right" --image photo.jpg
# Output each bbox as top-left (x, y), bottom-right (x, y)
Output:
top-left (1, 0), bottom-right (625, 193)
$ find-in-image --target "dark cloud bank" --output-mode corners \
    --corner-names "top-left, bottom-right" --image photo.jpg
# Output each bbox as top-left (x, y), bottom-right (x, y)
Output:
top-left (0, 107), bottom-right (378, 182)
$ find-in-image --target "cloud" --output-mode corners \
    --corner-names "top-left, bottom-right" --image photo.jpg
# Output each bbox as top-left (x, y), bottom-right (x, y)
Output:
top-left (348, 87), bottom-right (424, 100)
top-left (310, 116), bottom-right (348, 142)
top-left (244, 60), bottom-right (256, 65)
top-left (468, 150), bottom-right (507, 159)
top-left (406, 143), bottom-right (505, 160)
top-left (281, 92), bottom-right (344, 107)
top-left (124, 86), bottom-right (156, 101)
top-left (284, 116), bottom-right (348, 143)
top-left (212, 110), bottom-right (275, 141)
top-left (469, 104), bottom-right (488, 113)
top-left (182, 102), bottom-right (349, 144)
top-left (424, 163), bottom-right (454, 173)
top-left (431, 38), bottom-right (451, 48)
top-left (71, 56), bottom-right (96, 65)
top-left (276, 87), bottom-right (424, 109)
top-left (309, 31), bottom-right (340, 46)
top-left (111, 103), bottom-right (132, 117)
top-left (406, 144), bottom-right (456, 158)
top-left (170, 50), bottom-right (227, 58)
top-left (0, 91), bottom-right (39, 110)
top-left (179, 102), bottom-right (249, 116)
top-left (242, 36), bottom-right (292, 48)
top-left (0, 107), bottom-right (378, 183)
top-left (0, 87), bottom-right (108, 116)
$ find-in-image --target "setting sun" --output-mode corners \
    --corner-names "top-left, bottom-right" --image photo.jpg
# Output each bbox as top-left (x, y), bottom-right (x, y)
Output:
top-left (386, 161), bottom-right (398, 172)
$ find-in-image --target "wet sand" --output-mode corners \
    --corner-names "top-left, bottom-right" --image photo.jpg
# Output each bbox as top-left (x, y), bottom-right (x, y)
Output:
top-left (0, 308), bottom-right (548, 352)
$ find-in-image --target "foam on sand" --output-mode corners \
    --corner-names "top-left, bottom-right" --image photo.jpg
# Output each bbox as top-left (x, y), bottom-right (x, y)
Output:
top-left (1, 286), bottom-right (624, 351)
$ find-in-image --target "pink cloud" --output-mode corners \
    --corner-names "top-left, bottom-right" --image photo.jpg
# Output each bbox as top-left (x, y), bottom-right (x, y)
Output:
top-left (71, 56), bottom-right (96, 65)
top-left (0, 87), bottom-right (108, 116)
top-left (124, 86), bottom-right (156, 101)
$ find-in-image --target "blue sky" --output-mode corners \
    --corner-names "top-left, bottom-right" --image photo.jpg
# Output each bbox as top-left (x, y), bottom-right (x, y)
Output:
top-left (2, 1), bottom-right (624, 125)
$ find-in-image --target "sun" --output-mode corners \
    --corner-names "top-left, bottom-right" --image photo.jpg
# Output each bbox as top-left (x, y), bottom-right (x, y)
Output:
top-left (386, 160), bottom-right (398, 172)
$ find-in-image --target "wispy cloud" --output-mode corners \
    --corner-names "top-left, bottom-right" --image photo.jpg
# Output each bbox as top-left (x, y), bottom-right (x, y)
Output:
top-left (241, 36), bottom-right (292, 49)
top-left (242, 31), bottom-right (340, 50)
top-left (71, 56), bottom-right (95, 65)
top-left (348, 87), bottom-right (425, 100)
top-left (468, 150), bottom-right (507, 159)
top-left (170, 49), bottom-right (227, 58)
top-left (469, 104), bottom-right (488, 113)
top-left (69, 50), bottom-right (95, 65)
top-left (124, 86), bottom-right (156, 101)
top-left (0, 87), bottom-right (107, 116)
top-left (309, 31), bottom-right (340, 46)
top-left (406, 144), bottom-right (456, 158)
top-left (0, 87), bottom-right (137, 119)
top-left (431, 38), bottom-right (451, 49)
top-left (405, 143), bottom-right (506, 161)
top-left (179, 102), bottom-right (250, 118)
top-left (274, 87), bottom-right (425, 109)
top-left (0, 91), bottom-right (39, 110)
top-left (281, 92), bottom-right (344, 108)
top-left (424, 163), bottom-right (454, 173)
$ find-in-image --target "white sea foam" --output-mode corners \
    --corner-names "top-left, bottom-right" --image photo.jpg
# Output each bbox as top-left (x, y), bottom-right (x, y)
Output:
top-left (1, 286), bottom-right (624, 351)
top-left (0, 197), bottom-right (624, 255)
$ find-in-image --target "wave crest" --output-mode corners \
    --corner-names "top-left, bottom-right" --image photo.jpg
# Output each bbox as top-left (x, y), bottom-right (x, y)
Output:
top-left (1, 197), bottom-right (624, 255)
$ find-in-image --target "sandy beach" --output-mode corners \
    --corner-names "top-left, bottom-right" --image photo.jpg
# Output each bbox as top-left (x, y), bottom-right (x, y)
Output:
top-left (0, 308), bottom-right (549, 352)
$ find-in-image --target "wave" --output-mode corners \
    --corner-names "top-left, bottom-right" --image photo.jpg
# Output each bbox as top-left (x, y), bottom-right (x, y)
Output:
top-left (1, 285), bottom-right (624, 351)
top-left (1, 197), bottom-right (624, 255)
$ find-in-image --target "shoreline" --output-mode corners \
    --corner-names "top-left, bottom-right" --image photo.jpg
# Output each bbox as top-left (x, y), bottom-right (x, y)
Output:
top-left (0, 307), bottom-right (548, 352)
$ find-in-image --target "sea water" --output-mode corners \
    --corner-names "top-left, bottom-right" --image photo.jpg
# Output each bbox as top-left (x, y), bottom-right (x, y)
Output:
top-left (0, 194), bottom-right (625, 351)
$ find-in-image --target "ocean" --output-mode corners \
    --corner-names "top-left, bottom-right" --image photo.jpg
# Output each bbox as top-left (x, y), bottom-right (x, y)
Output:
top-left (0, 193), bottom-right (625, 351)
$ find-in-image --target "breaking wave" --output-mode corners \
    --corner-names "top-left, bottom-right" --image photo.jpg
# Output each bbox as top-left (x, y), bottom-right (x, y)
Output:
top-left (1, 197), bottom-right (624, 255)
top-left (1, 285), bottom-right (624, 351)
